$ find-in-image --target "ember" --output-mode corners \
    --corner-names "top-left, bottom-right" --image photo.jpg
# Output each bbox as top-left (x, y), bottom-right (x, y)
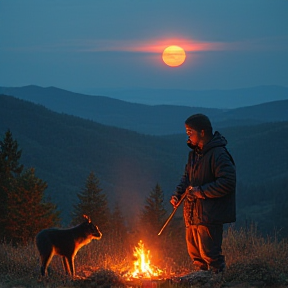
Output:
top-left (125, 240), bottom-right (163, 280)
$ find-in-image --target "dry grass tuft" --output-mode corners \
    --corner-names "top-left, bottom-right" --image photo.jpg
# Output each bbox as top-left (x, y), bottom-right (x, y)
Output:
top-left (0, 226), bottom-right (288, 287)
top-left (223, 225), bottom-right (288, 286)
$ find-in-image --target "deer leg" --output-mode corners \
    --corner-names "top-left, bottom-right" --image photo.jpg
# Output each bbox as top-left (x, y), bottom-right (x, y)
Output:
top-left (67, 256), bottom-right (75, 278)
top-left (40, 251), bottom-right (54, 276)
top-left (62, 256), bottom-right (71, 275)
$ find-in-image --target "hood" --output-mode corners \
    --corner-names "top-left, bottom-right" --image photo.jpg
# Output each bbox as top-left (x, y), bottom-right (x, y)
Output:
top-left (202, 131), bottom-right (227, 155)
top-left (187, 131), bottom-right (228, 155)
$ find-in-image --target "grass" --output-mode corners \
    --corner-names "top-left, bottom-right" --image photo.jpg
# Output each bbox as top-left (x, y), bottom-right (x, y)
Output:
top-left (223, 225), bottom-right (288, 286)
top-left (0, 226), bottom-right (288, 288)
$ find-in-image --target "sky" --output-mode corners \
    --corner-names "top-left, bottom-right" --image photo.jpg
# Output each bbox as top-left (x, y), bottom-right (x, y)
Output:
top-left (1, 0), bottom-right (288, 96)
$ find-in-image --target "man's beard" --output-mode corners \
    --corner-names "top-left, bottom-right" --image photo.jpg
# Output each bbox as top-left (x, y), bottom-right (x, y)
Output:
top-left (187, 138), bottom-right (198, 149)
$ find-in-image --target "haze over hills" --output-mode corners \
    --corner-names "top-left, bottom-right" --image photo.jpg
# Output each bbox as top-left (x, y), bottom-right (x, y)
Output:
top-left (1, 94), bottom-right (287, 235)
top-left (87, 85), bottom-right (288, 108)
top-left (1, 85), bottom-right (288, 135)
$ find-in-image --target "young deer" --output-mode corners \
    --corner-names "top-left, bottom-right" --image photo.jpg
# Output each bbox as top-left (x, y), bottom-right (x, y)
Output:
top-left (36, 215), bottom-right (102, 277)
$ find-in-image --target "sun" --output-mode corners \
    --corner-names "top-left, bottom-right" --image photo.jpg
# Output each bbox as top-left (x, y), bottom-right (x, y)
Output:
top-left (162, 45), bottom-right (186, 67)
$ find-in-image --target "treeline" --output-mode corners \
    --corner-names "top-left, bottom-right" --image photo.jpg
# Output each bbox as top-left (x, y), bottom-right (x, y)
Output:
top-left (0, 130), bottom-right (185, 262)
top-left (1, 95), bottom-right (288, 239)
top-left (0, 130), bottom-right (59, 244)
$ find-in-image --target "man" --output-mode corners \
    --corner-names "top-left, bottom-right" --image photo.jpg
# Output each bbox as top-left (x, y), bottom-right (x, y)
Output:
top-left (171, 114), bottom-right (236, 276)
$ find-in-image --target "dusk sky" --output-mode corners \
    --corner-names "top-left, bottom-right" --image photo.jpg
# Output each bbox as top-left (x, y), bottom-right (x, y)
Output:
top-left (1, 0), bottom-right (288, 96)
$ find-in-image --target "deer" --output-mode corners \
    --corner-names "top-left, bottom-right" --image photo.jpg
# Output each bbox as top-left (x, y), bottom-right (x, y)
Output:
top-left (35, 215), bottom-right (102, 278)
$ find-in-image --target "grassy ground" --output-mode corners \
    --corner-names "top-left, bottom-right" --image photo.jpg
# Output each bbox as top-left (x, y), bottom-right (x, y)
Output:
top-left (0, 226), bottom-right (288, 288)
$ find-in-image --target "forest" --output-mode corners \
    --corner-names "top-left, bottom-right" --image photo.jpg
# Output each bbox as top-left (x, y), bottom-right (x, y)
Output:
top-left (1, 93), bottom-right (288, 287)
top-left (1, 94), bottom-right (287, 237)
top-left (1, 129), bottom-right (288, 287)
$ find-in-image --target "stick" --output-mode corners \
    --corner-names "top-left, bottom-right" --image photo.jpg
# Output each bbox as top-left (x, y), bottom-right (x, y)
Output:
top-left (158, 191), bottom-right (187, 236)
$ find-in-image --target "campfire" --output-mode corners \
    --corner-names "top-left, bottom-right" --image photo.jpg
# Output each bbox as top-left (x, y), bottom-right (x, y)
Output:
top-left (73, 240), bottom-right (173, 287)
top-left (124, 240), bottom-right (164, 281)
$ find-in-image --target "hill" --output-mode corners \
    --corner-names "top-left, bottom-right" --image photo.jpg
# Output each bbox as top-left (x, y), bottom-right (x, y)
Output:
top-left (92, 85), bottom-right (288, 108)
top-left (1, 95), bottom-right (287, 235)
top-left (1, 85), bottom-right (288, 135)
top-left (0, 94), bottom-right (187, 222)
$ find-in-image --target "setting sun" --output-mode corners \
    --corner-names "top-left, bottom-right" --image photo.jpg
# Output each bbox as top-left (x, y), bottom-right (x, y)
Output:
top-left (162, 45), bottom-right (186, 67)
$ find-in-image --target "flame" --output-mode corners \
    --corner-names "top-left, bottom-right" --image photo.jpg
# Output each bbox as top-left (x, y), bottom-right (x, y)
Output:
top-left (128, 240), bottom-right (162, 279)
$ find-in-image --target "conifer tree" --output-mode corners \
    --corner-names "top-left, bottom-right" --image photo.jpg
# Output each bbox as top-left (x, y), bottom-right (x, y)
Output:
top-left (0, 130), bottom-right (23, 177)
top-left (0, 130), bottom-right (59, 244)
top-left (0, 130), bottom-right (24, 241)
top-left (72, 171), bottom-right (110, 233)
top-left (5, 168), bottom-right (60, 244)
top-left (138, 183), bottom-right (167, 248)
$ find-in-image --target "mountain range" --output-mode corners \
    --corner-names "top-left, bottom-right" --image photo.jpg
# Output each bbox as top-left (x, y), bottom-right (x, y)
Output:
top-left (0, 87), bottom-right (288, 235)
top-left (1, 85), bottom-right (288, 135)
top-left (87, 85), bottom-right (288, 108)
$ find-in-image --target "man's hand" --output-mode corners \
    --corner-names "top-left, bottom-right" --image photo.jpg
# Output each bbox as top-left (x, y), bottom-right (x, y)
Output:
top-left (170, 195), bottom-right (179, 207)
top-left (186, 186), bottom-right (205, 201)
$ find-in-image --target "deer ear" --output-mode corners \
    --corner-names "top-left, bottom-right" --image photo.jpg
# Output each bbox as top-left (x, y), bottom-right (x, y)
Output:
top-left (83, 214), bottom-right (91, 223)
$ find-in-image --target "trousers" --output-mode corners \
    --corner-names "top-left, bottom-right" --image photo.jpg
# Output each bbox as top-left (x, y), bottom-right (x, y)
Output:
top-left (185, 224), bottom-right (225, 272)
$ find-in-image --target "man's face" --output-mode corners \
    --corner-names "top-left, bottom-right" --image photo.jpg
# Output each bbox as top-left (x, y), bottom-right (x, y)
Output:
top-left (185, 125), bottom-right (204, 148)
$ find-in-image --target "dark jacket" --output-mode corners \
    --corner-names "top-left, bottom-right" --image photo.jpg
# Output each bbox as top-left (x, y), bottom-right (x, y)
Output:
top-left (174, 131), bottom-right (236, 226)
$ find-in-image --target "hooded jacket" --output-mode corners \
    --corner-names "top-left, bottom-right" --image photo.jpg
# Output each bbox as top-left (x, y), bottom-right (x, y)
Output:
top-left (174, 131), bottom-right (236, 226)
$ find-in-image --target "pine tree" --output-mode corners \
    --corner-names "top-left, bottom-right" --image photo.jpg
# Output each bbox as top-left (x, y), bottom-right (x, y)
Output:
top-left (0, 130), bottom-right (59, 244)
top-left (138, 183), bottom-right (167, 249)
top-left (5, 168), bottom-right (60, 244)
top-left (72, 171), bottom-right (110, 233)
top-left (0, 130), bottom-right (24, 241)
top-left (0, 130), bottom-right (23, 177)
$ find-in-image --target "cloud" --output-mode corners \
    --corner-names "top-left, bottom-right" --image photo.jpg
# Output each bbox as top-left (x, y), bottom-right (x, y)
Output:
top-left (2, 36), bottom-right (287, 54)
top-left (86, 36), bottom-right (288, 53)
top-left (227, 36), bottom-right (288, 52)
top-left (76, 38), bottom-right (225, 53)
